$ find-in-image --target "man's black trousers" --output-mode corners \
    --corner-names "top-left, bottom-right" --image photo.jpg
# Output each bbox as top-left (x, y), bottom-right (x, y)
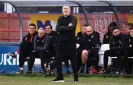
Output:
top-left (104, 49), bottom-right (123, 70)
top-left (28, 51), bottom-right (54, 71)
top-left (123, 48), bottom-right (133, 74)
top-left (19, 51), bottom-right (32, 68)
top-left (77, 48), bottom-right (99, 73)
top-left (51, 42), bottom-right (78, 78)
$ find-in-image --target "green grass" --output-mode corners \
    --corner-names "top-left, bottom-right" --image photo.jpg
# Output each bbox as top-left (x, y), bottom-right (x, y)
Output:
top-left (0, 75), bottom-right (133, 85)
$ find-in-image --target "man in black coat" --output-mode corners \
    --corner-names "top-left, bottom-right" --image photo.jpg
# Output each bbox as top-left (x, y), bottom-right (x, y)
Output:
top-left (103, 21), bottom-right (117, 44)
top-left (45, 24), bottom-right (57, 58)
top-left (51, 5), bottom-right (78, 82)
top-left (8, 23), bottom-right (37, 74)
top-left (26, 28), bottom-right (52, 73)
top-left (103, 26), bottom-right (126, 74)
top-left (77, 24), bottom-right (88, 38)
top-left (123, 26), bottom-right (133, 74)
top-left (77, 26), bottom-right (101, 74)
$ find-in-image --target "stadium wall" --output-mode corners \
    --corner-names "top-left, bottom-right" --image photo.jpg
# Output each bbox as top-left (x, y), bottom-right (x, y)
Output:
top-left (0, 13), bottom-right (130, 42)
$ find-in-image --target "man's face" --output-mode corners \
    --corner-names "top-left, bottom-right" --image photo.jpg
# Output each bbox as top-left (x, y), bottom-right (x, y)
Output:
top-left (129, 29), bottom-right (133, 37)
top-left (62, 6), bottom-right (71, 16)
top-left (125, 25), bottom-right (130, 33)
top-left (82, 26), bottom-right (87, 33)
top-left (86, 26), bottom-right (93, 35)
top-left (45, 25), bottom-right (52, 34)
top-left (38, 29), bottom-right (45, 38)
top-left (126, 25), bottom-right (130, 29)
top-left (29, 26), bottom-right (36, 34)
top-left (112, 29), bottom-right (120, 37)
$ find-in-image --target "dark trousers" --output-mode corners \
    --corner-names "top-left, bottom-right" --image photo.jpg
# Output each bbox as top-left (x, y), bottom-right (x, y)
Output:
top-left (64, 59), bottom-right (69, 69)
top-left (77, 48), bottom-right (99, 73)
top-left (123, 48), bottom-right (133, 74)
top-left (28, 51), bottom-right (53, 71)
top-left (19, 51), bottom-right (31, 68)
top-left (77, 49), bottom-right (83, 71)
top-left (104, 49), bottom-right (123, 70)
top-left (51, 43), bottom-right (78, 78)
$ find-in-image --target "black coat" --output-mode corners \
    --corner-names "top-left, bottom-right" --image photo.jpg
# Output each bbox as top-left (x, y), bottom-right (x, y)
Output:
top-left (123, 34), bottom-right (133, 51)
top-left (103, 33), bottom-right (111, 44)
top-left (19, 32), bottom-right (38, 55)
top-left (56, 14), bottom-right (77, 56)
top-left (47, 31), bottom-right (57, 53)
top-left (34, 34), bottom-right (51, 52)
top-left (48, 31), bottom-right (57, 47)
top-left (109, 34), bottom-right (126, 50)
top-left (77, 31), bottom-right (101, 50)
top-left (56, 14), bottom-right (77, 43)
top-left (77, 32), bottom-right (83, 37)
top-left (76, 31), bottom-right (84, 49)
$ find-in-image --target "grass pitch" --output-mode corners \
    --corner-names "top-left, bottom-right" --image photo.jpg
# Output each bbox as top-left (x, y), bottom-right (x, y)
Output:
top-left (0, 75), bottom-right (133, 85)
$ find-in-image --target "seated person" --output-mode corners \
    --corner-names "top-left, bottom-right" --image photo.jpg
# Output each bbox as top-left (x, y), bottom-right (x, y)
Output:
top-left (99, 22), bottom-right (117, 73)
top-left (77, 24), bottom-right (88, 37)
top-left (103, 26), bottom-right (126, 74)
top-left (103, 21), bottom-right (117, 44)
top-left (26, 28), bottom-right (52, 74)
top-left (123, 26), bottom-right (133, 74)
top-left (76, 24), bottom-right (88, 73)
top-left (8, 23), bottom-right (37, 74)
top-left (121, 23), bottom-right (133, 34)
top-left (77, 26), bottom-right (101, 74)
top-left (45, 24), bottom-right (57, 60)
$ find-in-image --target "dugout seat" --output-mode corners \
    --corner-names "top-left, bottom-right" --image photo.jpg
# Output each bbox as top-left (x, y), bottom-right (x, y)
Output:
top-left (98, 44), bottom-right (112, 67)
top-left (98, 44), bottom-right (133, 74)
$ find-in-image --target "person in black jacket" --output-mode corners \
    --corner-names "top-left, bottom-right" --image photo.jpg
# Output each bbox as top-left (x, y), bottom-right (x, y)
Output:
top-left (75, 24), bottom-right (88, 73)
top-left (122, 26), bottom-right (133, 74)
top-left (77, 26), bottom-right (101, 74)
top-left (103, 26), bottom-right (126, 74)
top-left (103, 21), bottom-right (117, 44)
top-left (51, 5), bottom-right (78, 82)
top-left (26, 28), bottom-right (52, 73)
top-left (45, 24), bottom-right (57, 58)
top-left (125, 23), bottom-right (133, 33)
top-left (77, 24), bottom-right (88, 37)
top-left (8, 23), bottom-right (37, 74)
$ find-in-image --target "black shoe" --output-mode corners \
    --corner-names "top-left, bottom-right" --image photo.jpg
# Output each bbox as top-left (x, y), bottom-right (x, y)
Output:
top-left (67, 70), bottom-right (71, 74)
top-left (52, 77), bottom-right (64, 82)
top-left (104, 68), bottom-right (111, 74)
top-left (26, 70), bottom-right (32, 74)
top-left (115, 69), bottom-right (120, 74)
top-left (8, 52), bottom-right (17, 58)
top-left (74, 76), bottom-right (78, 82)
top-left (120, 69), bottom-right (126, 74)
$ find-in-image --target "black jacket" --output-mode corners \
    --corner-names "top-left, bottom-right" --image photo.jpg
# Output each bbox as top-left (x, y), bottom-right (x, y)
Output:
top-left (56, 14), bottom-right (77, 43)
top-left (103, 33), bottom-right (111, 44)
top-left (124, 34), bottom-right (133, 50)
top-left (76, 31), bottom-right (84, 49)
top-left (109, 34), bottom-right (126, 50)
top-left (77, 32), bottom-right (83, 37)
top-left (47, 31), bottom-right (57, 53)
top-left (77, 31), bottom-right (101, 50)
top-left (19, 32), bottom-right (38, 54)
top-left (34, 34), bottom-right (51, 52)
top-left (48, 31), bottom-right (57, 47)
